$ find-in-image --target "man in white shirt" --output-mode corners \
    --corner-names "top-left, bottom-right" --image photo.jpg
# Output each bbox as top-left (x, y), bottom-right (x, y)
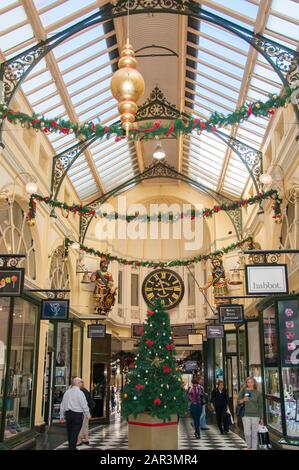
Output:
top-left (60, 377), bottom-right (91, 450)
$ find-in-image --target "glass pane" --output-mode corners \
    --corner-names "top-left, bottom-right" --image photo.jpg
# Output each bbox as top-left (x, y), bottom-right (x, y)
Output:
top-left (247, 321), bottom-right (262, 391)
top-left (278, 298), bottom-right (299, 367)
top-left (263, 305), bottom-right (278, 366)
top-left (71, 325), bottom-right (82, 378)
top-left (264, 368), bottom-right (282, 434)
top-left (239, 326), bottom-right (247, 385)
top-left (131, 273), bottom-right (139, 307)
top-left (282, 368), bottom-right (299, 438)
top-left (0, 298), bottom-right (10, 430)
top-left (52, 322), bottom-right (72, 422)
top-left (226, 332), bottom-right (237, 353)
top-left (214, 338), bottom-right (223, 381)
top-left (4, 298), bottom-right (38, 440)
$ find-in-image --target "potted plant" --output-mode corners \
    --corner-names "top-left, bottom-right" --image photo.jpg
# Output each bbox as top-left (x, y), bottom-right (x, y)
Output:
top-left (122, 299), bottom-right (188, 450)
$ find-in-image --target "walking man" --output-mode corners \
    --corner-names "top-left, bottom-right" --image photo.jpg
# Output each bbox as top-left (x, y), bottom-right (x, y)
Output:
top-left (60, 377), bottom-right (91, 450)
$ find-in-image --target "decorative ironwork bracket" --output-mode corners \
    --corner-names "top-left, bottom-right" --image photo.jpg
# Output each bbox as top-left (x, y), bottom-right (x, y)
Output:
top-left (0, 0), bottom-right (298, 142)
top-left (51, 135), bottom-right (99, 198)
top-left (135, 86), bottom-right (185, 122)
top-left (0, 254), bottom-right (26, 267)
top-left (79, 159), bottom-right (242, 242)
top-left (244, 249), bottom-right (299, 265)
top-left (24, 288), bottom-right (70, 299)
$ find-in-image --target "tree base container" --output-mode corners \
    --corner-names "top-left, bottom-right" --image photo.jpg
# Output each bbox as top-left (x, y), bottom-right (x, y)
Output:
top-left (128, 413), bottom-right (178, 450)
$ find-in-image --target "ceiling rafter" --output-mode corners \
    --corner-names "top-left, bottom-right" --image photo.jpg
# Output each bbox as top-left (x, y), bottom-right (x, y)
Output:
top-left (216, 0), bottom-right (273, 194)
top-left (21, 0), bottom-right (106, 199)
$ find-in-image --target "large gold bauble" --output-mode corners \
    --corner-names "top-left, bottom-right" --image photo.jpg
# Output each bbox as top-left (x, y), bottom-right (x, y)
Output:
top-left (27, 218), bottom-right (36, 227)
top-left (110, 40), bottom-right (145, 134)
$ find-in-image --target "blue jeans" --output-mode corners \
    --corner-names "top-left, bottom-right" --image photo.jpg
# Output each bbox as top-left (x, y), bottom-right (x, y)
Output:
top-left (200, 405), bottom-right (206, 429)
top-left (190, 403), bottom-right (203, 434)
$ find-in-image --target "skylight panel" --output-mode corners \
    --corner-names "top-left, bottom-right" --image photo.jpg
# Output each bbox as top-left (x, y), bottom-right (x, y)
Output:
top-left (207, 0), bottom-right (258, 19)
top-left (53, 27), bottom-right (105, 58)
top-left (266, 14), bottom-right (299, 42)
top-left (21, 69), bottom-right (53, 93)
top-left (39, 1), bottom-right (95, 28)
top-left (0, 5), bottom-right (27, 30)
top-left (1, 0), bottom-right (19, 8)
top-left (204, 5), bottom-right (254, 30)
top-left (200, 22), bottom-right (250, 52)
top-left (0, 24), bottom-right (34, 53)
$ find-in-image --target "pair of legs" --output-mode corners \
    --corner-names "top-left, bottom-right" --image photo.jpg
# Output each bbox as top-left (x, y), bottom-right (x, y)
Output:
top-left (215, 406), bottom-right (229, 434)
top-left (77, 415), bottom-right (89, 445)
top-left (242, 417), bottom-right (260, 450)
top-left (190, 403), bottom-right (203, 438)
top-left (200, 405), bottom-right (209, 430)
top-left (65, 410), bottom-right (83, 450)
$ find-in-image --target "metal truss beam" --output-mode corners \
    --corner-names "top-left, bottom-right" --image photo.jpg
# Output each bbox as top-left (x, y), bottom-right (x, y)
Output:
top-left (79, 159), bottom-right (242, 243)
top-left (0, 0), bottom-right (298, 142)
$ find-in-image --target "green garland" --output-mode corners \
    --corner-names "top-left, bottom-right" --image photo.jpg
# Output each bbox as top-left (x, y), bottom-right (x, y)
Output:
top-left (27, 189), bottom-right (282, 223)
top-left (64, 236), bottom-right (254, 268)
top-left (0, 87), bottom-right (292, 141)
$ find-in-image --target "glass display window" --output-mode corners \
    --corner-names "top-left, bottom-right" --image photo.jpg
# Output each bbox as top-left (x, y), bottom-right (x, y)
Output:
top-left (0, 299), bottom-right (10, 427)
top-left (214, 338), bottom-right (223, 381)
top-left (238, 325), bottom-right (247, 385)
top-left (264, 368), bottom-right (282, 434)
top-left (71, 324), bottom-right (82, 378)
top-left (52, 322), bottom-right (72, 422)
top-left (263, 305), bottom-right (279, 367)
top-left (4, 298), bottom-right (38, 440)
top-left (247, 321), bottom-right (262, 391)
top-left (225, 332), bottom-right (237, 353)
top-left (282, 368), bottom-right (299, 438)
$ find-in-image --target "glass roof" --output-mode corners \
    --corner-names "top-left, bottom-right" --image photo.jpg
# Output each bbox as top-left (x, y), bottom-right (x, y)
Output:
top-left (0, 0), bottom-right (297, 201)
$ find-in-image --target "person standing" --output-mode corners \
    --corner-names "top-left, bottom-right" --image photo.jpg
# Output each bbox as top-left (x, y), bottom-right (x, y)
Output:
top-left (60, 377), bottom-right (90, 450)
top-left (77, 381), bottom-right (95, 446)
top-left (237, 377), bottom-right (263, 450)
top-left (198, 375), bottom-right (209, 430)
top-left (211, 380), bottom-right (229, 434)
top-left (188, 378), bottom-right (203, 439)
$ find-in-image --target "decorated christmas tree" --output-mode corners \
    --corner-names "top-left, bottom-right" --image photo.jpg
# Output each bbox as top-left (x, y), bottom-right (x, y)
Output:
top-left (122, 298), bottom-right (188, 420)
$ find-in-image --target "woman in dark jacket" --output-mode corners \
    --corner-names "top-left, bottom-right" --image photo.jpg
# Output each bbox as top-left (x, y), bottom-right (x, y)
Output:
top-left (211, 380), bottom-right (229, 434)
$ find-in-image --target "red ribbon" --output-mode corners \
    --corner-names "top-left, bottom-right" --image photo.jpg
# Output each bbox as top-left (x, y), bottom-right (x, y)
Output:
top-left (166, 123), bottom-right (174, 137)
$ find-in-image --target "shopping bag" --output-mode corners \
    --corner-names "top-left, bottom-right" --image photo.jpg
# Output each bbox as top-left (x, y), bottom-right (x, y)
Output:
top-left (227, 407), bottom-right (234, 425)
top-left (224, 412), bottom-right (233, 428)
top-left (258, 425), bottom-right (271, 449)
top-left (236, 403), bottom-right (245, 418)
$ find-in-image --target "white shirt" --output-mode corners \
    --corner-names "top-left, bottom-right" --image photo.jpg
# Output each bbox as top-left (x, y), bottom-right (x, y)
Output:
top-left (60, 386), bottom-right (91, 420)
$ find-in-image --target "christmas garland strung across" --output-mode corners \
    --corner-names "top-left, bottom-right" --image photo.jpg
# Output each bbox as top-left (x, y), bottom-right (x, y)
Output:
top-left (26, 189), bottom-right (282, 225)
top-left (64, 236), bottom-right (254, 268)
top-left (0, 87), bottom-right (292, 141)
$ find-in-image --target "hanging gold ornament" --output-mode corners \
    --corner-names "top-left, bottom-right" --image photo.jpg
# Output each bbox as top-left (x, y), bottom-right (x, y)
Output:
top-left (110, 39), bottom-right (145, 136)
top-left (27, 218), bottom-right (36, 227)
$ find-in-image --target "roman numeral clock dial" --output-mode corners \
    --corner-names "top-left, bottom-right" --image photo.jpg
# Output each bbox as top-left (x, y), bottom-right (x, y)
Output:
top-left (142, 269), bottom-right (185, 310)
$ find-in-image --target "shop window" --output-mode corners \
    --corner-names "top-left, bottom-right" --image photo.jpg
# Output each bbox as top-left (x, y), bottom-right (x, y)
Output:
top-left (262, 305), bottom-right (278, 367)
top-left (214, 338), bottom-right (223, 381)
top-left (4, 298), bottom-right (38, 440)
top-left (52, 322), bottom-right (72, 422)
top-left (247, 321), bottom-right (262, 390)
top-left (71, 324), bottom-right (82, 378)
top-left (264, 368), bottom-right (282, 434)
top-left (187, 271), bottom-right (195, 306)
top-left (0, 201), bottom-right (36, 279)
top-left (131, 273), bottom-right (139, 307)
top-left (282, 368), bottom-right (299, 438)
top-left (238, 325), bottom-right (248, 385)
top-left (225, 332), bottom-right (237, 354)
top-left (0, 299), bottom-right (10, 426)
top-left (49, 246), bottom-right (70, 289)
top-left (118, 271), bottom-right (123, 305)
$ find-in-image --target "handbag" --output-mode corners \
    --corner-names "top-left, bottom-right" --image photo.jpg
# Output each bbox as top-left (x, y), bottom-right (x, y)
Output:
top-left (236, 403), bottom-right (245, 418)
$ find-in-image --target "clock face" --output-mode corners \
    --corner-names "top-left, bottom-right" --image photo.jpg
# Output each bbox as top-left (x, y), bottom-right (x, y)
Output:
top-left (142, 268), bottom-right (185, 310)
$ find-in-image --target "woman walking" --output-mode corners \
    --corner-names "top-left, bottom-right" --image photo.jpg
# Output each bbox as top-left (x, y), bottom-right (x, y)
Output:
top-left (211, 380), bottom-right (229, 434)
top-left (237, 377), bottom-right (263, 450)
top-left (188, 378), bottom-right (203, 439)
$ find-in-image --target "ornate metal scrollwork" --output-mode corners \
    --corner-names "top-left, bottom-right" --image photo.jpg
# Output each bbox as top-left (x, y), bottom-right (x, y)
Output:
top-left (0, 254), bottom-right (25, 267)
top-left (251, 37), bottom-right (298, 77)
top-left (51, 137), bottom-right (98, 197)
top-left (249, 253), bottom-right (281, 264)
top-left (136, 86), bottom-right (184, 121)
top-left (111, 0), bottom-right (195, 15)
top-left (1, 44), bottom-right (48, 104)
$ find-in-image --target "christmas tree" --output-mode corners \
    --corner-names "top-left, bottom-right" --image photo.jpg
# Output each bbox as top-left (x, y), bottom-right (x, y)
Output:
top-left (122, 298), bottom-right (188, 420)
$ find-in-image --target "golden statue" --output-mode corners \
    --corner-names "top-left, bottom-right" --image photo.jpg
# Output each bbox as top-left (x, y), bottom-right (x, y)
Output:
top-left (90, 256), bottom-right (117, 315)
top-left (200, 257), bottom-right (230, 306)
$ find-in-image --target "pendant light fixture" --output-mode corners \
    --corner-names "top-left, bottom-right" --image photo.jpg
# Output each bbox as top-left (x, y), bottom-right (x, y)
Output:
top-left (153, 139), bottom-right (166, 160)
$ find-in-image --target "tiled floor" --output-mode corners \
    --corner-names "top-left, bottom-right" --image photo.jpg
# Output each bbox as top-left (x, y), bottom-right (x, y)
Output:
top-left (55, 414), bottom-right (248, 450)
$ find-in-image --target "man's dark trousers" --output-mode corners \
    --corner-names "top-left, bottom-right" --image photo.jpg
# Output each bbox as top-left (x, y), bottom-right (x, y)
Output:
top-left (65, 410), bottom-right (84, 450)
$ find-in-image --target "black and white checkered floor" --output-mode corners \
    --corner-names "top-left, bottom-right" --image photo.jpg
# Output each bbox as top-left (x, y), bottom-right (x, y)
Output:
top-left (56, 414), bottom-right (247, 450)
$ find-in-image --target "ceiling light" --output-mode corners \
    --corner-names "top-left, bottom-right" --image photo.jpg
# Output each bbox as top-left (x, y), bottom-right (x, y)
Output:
top-left (153, 141), bottom-right (166, 160)
top-left (260, 173), bottom-right (273, 185)
top-left (25, 181), bottom-right (38, 195)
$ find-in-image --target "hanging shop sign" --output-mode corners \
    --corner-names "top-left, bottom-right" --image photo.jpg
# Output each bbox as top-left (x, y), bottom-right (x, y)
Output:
top-left (206, 325), bottom-right (224, 339)
top-left (0, 268), bottom-right (24, 296)
top-left (40, 299), bottom-right (69, 320)
top-left (131, 323), bottom-right (193, 338)
top-left (184, 360), bottom-right (198, 372)
top-left (245, 264), bottom-right (288, 295)
top-left (278, 298), bottom-right (299, 367)
top-left (87, 324), bottom-right (106, 338)
top-left (219, 304), bottom-right (244, 323)
top-left (188, 334), bottom-right (203, 345)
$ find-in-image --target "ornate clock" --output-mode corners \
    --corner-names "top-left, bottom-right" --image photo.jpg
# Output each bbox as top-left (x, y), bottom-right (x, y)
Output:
top-left (142, 268), bottom-right (185, 310)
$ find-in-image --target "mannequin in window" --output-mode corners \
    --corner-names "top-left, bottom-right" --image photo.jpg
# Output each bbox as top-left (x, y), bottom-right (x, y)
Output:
top-left (200, 257), bottom-right (230, 306)
top-left (56, 351), bottom-right (65, 366)
top-left (90, 256), bottom-right (117, 315)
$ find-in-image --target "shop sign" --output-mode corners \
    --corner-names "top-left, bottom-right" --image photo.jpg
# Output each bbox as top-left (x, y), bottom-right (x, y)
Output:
top-left (206, 325), bottom-right (224, 339)
top-left (278, 298), bottom-right (299, 367)
top-left (41, 299), bottom-right (69, 320)
top-left (87, 324), bottom-right (106, 338)
top-left (0, 268), bottom-right (24, 296)
top-left (245, 264), bottom-right (288, 295)
top-left (184, 360), bottom-right (198, 371)
top-left (131, 323), bottom-right (193, 338)
top-left (219, 304), bottom-right (244, 323)
top-left (188, 334), bottom-right (203, 345)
